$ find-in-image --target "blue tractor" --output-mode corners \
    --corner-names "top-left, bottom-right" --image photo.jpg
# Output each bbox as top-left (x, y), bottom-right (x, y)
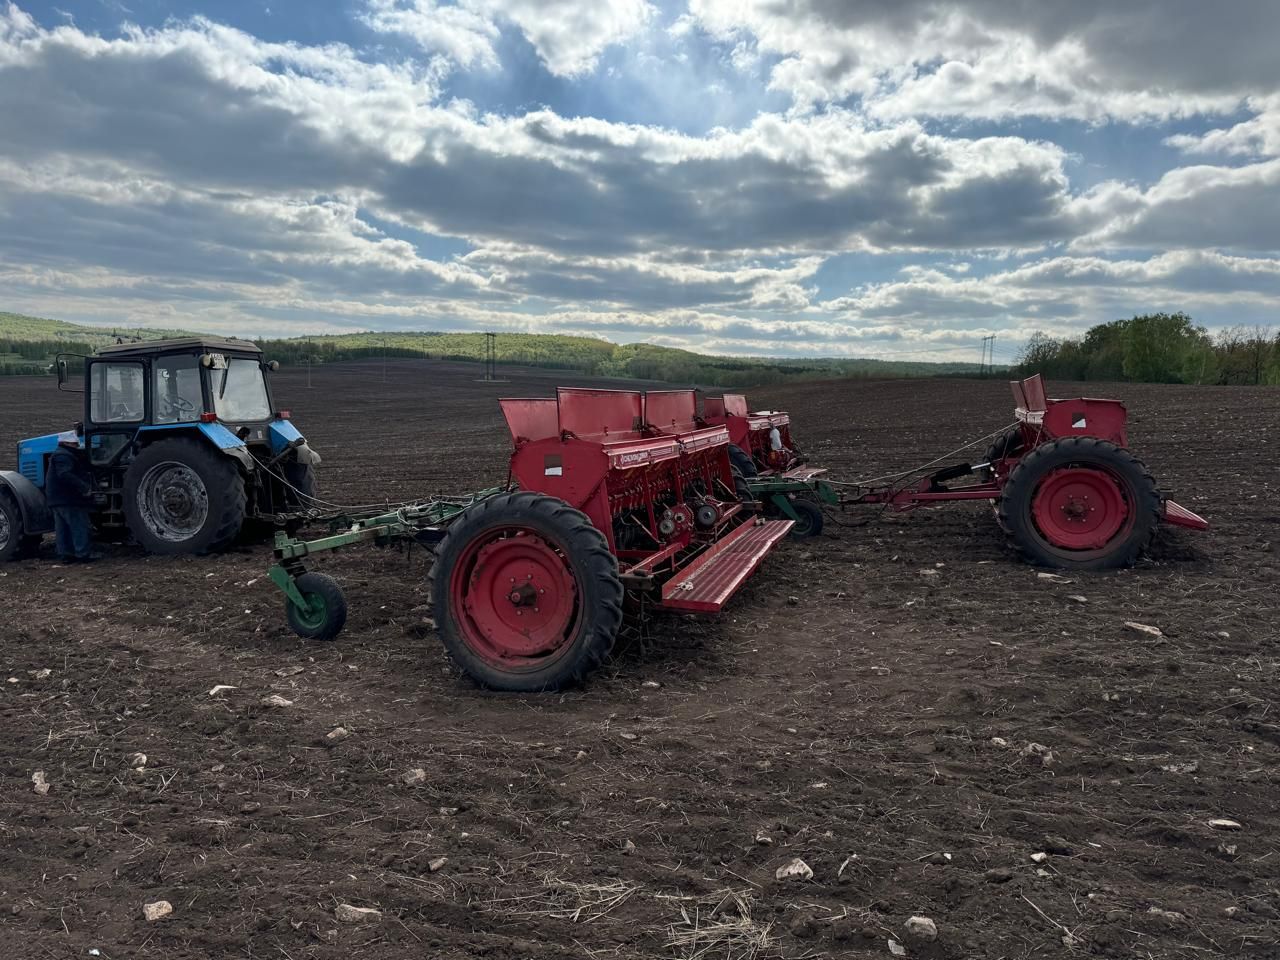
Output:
top-left (0, 337), bottom-right (321, 559)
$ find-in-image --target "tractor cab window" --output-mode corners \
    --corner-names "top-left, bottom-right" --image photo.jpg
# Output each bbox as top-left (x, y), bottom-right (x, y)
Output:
top-left (153, 354), bottom-right (203, 424)
top-left (212, 358), bottom-right (271, 423)
top-left (89, 361), bottom-right (145, 424)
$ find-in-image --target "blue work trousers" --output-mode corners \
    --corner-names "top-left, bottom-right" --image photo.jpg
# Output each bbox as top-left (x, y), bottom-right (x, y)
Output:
top-left (53, 507), bottom-right (92, 560)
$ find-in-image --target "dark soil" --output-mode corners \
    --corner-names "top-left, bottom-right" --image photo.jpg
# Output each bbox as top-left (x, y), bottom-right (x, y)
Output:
top-left (0, 360), bottom-right (1276, 959)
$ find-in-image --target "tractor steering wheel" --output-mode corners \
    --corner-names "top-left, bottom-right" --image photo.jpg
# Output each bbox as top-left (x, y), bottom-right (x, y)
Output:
top-left (161, 395), bottom-right (196, 416)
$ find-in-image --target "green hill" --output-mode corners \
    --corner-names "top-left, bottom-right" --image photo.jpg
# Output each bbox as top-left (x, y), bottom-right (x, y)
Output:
top-left (0, 311), bottom-right (987, 385)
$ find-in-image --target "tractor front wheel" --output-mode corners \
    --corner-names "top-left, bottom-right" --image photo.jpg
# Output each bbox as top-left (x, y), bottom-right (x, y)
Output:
top-left (285, 572), bottom-right (348, 641)
top-left (998, 437), bottom-right (1160, 570)
top-left (124, 438), bottom-right (247, 554)
top-left (431, 492), bottom-right (623, 692)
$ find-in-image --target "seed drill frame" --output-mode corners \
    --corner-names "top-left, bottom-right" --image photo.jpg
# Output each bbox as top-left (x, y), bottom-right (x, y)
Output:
top-left (270, 387), bottom-right (793, 691)
top-left (707, 374), bottom-right (1208, 567)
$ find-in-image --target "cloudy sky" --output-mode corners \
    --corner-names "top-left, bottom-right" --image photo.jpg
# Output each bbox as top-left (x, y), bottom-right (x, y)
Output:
top-left (1, 1), bottom-right (1278, 362)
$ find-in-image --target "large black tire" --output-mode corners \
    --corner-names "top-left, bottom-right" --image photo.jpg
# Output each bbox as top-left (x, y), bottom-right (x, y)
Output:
top-left (284, 461), bottom-right (317, 504)
top-left (997, 437), bottom-right (1160, 571)
top-left (282, 461), bottom-right (318, 535)
top-left (285, 572), bottom-right (348, 641)
top-left (123, 437), bottom-right (246, 555)
top-left (787, 498), bottom-right (824, 538)
top-left (979, 428), bottom-right (1025, 483)
top-left (431, 492), bottom-right (624, 692)
top-left (728, 444), bottom-right (757, 478)
top-left (731, 466), bottom-right (754, 502)
top-left (0, 492), bottom-right (24, 562)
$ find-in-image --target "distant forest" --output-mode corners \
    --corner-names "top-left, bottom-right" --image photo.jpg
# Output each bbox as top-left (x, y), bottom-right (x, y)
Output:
top-left (0, 312), bottom-right (984, 385)
top-left (1014, 313), bottom-right (1280, 385)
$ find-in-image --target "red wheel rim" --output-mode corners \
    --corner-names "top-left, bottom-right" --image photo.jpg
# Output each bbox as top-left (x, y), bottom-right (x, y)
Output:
top-left (449, 527), bottom-right (582, 669)
top-left (1031, 466), bottom-right (1133, 551)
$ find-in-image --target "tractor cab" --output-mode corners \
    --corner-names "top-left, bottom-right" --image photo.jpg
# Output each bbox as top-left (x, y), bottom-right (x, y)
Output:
top-left (74, 338), bottom-right (287, 468)
top-left (0, 338), bottom-right (319, 560)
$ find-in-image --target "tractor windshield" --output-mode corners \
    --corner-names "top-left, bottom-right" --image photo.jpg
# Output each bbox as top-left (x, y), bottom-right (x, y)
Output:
top-left (212, 358), bottom-right (271, 422)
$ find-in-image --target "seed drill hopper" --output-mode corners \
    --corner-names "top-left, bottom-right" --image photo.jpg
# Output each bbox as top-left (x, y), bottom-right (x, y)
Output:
top-left (270, 387), bottom-right (792, 691)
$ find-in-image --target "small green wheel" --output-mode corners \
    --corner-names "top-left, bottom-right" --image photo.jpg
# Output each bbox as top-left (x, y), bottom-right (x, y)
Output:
top-left (285, 572), bottom-right (348, 641)
top-left (787, 499), bottom-right (824, 538)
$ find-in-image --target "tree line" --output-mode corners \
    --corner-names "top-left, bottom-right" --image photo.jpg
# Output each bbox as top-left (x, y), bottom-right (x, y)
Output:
top-left (1015, 314), bottom-right (1280, 385)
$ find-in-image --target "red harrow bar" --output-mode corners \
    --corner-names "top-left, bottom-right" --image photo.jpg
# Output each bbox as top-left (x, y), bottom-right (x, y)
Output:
top-left (270, 387), bottom-right (793, 691)
top-left (706, 374), bottom-right (1208, 570)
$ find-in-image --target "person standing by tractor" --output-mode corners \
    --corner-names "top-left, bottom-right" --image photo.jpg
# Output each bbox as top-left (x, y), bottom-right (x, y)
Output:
top-left (46, 424), bottom-right (98, 564)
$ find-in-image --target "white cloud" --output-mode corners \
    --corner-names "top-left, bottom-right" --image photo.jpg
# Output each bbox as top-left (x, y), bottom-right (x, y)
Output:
top-left (363, 0), bottom-right (654, 78)
top-left (688, 0), bottom-right (1279, 120)
top-left (1, 2), bottom-right (1278, 356)
top-left (1073, 160), bottom-right (1280, 253)
top-left (361, 0), bottom-right (499, 70)
top-left (1166, 95), bottom-right (1280, 159)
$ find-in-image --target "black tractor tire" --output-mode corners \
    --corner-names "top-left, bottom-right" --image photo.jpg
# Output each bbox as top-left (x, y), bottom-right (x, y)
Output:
top-left (285, 572), bottom-right (348, 641)
top-left (731, 466), bottom-right (754, 502)
top-left (282, 461), bottom-right (318, 535)
top-left (123, 437), bottom-right (247, 555)
top-left (728, 443), bottom-right (757, 478)
top-left (979, 427), bottom-right (1025, 482)
top-left (787, 498), bottom-right (825, 538)
top-left (431, 491), bottom-right (623, 692)
top-left (284, 461), bottom-right (317, 503)
top-left (997, 437), bottom-right (1161, 571)
top-left (0, 492), bottom-right (25, 562)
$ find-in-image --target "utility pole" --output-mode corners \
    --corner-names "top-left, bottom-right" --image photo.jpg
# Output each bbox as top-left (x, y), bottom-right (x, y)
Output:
top-left (980, 334), bottom-right (996, 375)
top-left (483, 332), bottom-right (497, 381)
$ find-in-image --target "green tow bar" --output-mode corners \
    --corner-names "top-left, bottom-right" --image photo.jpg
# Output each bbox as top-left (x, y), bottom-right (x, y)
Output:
top-left (744, 475), bottom-right (838, 537)
top-left (269, 488), bottom-right (505, 640)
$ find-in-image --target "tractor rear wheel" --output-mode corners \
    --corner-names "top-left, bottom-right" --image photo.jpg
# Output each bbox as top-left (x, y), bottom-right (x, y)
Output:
top-left (731, 466), bottom-right (754, 502)
top-left (284, 461), bottom-right (317, 504)
top-left (998, 437), bottom-right (1160, 570)
top-left (124, 438), bottom-right (247, 555)
top-left (728, 444), bottom-right (757, 478)
top-left (285, 572), bottom-right (348, 641)
top-left (283, 461), bottom-right (318, 534)
top-left (431, 491), bottom-right (623, 692)
top-left (0, 492), bottom-right (23, 562)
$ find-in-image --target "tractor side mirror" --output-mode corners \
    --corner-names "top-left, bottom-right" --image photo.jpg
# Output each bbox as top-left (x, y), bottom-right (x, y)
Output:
top-left (53, 354), bottom-right (86, 393)
top-left (265, 360), bottom-right (280, 372)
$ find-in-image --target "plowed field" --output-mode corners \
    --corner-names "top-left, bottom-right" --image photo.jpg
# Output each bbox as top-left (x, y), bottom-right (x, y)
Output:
top-left (0, 361), bottom-right (1275, 959)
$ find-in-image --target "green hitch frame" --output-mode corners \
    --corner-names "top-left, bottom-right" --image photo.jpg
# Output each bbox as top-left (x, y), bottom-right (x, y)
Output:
top-left (744, 475), bottom-right (839, 521)
top-left (268, 487), bottom-right (506, 612)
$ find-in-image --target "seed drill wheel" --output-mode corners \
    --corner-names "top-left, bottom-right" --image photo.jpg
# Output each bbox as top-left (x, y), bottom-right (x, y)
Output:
top-left (285, 572), bottom-right (348, 641)
top-left (979, 427), bottom-right (1025, 484)
top-left (787, 499), bottom-right (824, 538)
top-left (431, 492), bottom-right (623, 692)
top-left (728, 443), bottom-right (757, 478)
top-left (998, 437), bottom-right (1160, 570)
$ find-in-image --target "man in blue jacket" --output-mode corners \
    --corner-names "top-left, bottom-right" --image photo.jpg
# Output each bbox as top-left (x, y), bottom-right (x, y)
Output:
top-left (46, 425), bottom-right (97, 563)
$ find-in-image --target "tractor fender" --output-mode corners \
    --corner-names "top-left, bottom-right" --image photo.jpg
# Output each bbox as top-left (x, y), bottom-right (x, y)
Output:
top-left (269, 420), bottom-right (321, 464)
top-left (195, 423), bottom-right (258, 472)
top-left (0, 470), bottom-right (53, 534)
top-left (137, 422), bottom-right (257, 472)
